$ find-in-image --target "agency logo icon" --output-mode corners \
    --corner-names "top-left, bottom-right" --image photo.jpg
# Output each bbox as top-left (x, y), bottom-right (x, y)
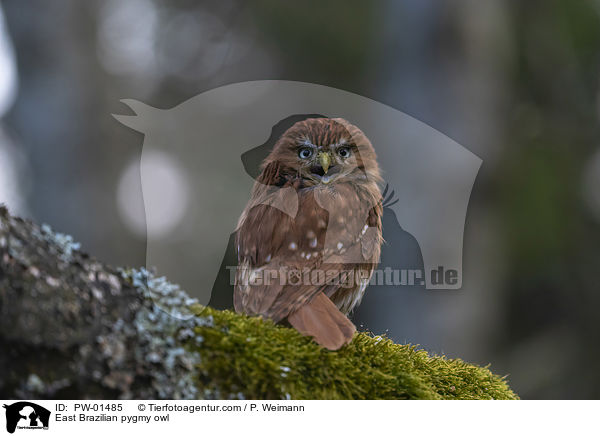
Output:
top-left (3, 402), bottom-right (50, 434)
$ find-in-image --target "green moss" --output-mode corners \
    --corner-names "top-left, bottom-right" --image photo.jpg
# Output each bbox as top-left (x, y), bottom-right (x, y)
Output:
top-left (0, 207), bottom-right (517, 400)
top-left (186, 305), bottom-right (518, 400)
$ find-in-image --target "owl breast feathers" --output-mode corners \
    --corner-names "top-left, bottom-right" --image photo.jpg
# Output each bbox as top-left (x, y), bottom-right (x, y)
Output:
top-left (234, 118), bottom-right (383, 350)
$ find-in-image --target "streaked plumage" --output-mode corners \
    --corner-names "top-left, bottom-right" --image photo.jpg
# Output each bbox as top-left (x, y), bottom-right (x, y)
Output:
top-left (234, 118), bottom-right (383, 350)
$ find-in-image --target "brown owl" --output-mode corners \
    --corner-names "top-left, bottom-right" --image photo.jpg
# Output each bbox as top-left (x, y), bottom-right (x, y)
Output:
top-left (234, 118), bottom-right (383, 350)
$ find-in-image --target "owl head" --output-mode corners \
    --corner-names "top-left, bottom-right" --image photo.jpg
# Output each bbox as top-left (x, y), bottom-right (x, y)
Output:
top-left (261, 117), bottom-right (381, 188)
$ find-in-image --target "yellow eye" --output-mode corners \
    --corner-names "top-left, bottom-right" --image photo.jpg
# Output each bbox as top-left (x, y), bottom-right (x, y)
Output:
top-left (338, 147), bottom-right (351, 158)
top-left (298, 147), bottom-right (313, 159)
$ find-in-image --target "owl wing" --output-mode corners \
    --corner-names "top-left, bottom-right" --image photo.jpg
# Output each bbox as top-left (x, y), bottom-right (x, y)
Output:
top-left (234, 186), bottom-right (328, 322)
top-left (235, 189), bottom-right (360, 350)
top-left (234, 181), bottom-right (381, 322)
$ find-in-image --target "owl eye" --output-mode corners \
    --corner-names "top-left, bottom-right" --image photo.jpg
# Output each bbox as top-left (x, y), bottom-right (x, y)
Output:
top-left (337, 147), bottom-right (351, 158)
top-left (298, 147), bottom-right (313, 159)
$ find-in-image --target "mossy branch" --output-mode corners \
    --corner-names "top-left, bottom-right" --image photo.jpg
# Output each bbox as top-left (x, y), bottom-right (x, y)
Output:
top-left (0, 205), bottom-right (518, 400)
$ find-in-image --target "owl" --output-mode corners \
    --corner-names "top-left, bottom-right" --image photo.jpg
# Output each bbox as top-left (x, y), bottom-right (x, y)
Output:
top-left (234, 118), bottom-right (383, 350)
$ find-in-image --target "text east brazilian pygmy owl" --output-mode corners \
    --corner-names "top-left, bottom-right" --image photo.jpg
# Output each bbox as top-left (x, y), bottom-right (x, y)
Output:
top-left (234, 118), bottom-right (383, 350)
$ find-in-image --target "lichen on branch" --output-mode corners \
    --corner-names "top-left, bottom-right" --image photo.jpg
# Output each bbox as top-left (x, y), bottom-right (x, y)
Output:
top-left (0, 205), bottom-right (518, 400)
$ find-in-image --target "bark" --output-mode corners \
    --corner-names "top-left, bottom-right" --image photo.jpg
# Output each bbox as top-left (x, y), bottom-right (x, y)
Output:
top-left (0, 205), bottom-right (519, 400)
top-left (0, 205), bottom-right (203, 399)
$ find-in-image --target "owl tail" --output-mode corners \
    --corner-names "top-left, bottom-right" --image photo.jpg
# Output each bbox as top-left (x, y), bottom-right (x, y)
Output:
top-left (287, 292), bottom-right (356, 350)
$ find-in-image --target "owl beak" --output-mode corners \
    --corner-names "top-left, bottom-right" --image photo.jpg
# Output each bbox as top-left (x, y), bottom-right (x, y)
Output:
top-left (318, 152), bottom-right (331, 174)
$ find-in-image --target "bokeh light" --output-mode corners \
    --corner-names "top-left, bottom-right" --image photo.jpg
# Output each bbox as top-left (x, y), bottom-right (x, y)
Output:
top-left (117, 151), bottom-right (189, 238)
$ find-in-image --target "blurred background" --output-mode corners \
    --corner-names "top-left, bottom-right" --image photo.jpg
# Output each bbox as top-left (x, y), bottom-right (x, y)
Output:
top-left (1, 0), bottom-right (599, 399)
